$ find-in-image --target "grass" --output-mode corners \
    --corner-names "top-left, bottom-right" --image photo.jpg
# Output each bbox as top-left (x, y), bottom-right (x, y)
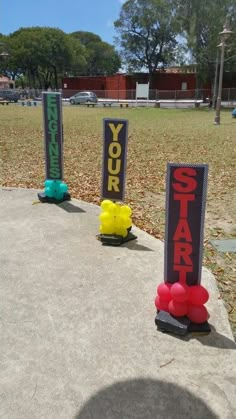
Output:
top-left (1, 105), bottom-right (236, 338)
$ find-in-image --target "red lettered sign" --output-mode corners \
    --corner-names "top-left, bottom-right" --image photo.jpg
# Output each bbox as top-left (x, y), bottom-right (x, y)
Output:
top-left (164, 163), bottom-right (208, 286)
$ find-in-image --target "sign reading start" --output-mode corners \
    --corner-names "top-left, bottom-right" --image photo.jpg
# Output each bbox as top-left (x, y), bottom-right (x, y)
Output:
top-left (102, 119), bottom-right (128, 201)
top-left (164, 163), bottom-right (208, 286)
top-left (42, 92), bottom-right (63, 180)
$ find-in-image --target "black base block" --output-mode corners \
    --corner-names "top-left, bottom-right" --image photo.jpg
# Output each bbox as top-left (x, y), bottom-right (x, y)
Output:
top-left (38, 192), bottom-right (71, 204)
top-left (188, 321), bottom-right (211, 335)
top-left (155, 310), bottom-right (211, 336)
top-left (97, 231), bottom-right (137, 246)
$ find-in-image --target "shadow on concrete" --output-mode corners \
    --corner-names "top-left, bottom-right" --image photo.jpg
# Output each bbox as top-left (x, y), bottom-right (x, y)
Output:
top-left (122, 240), bottom-right (154, 252)
top-left (74, 378), bottom-right (217, 419)
top-left (194, 325), bottom-right (235, 349)
top-left (57, 202), bottom-right (86, 213)
top-left (157, 325), bottom-right (235, 349)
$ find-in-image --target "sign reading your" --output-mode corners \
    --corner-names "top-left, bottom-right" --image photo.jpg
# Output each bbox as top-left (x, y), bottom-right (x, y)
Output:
top-left (102, 119), bottom-right (128, 201)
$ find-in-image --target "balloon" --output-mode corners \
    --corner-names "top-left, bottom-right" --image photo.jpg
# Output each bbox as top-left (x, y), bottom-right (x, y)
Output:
top-left (171, 283), bottom-right (189, 303)
top-left (60, 183), bottom-right (68, 193)
top-left (99, 212), bottom-right (110, 224)
top-left (168, 300), bottom-right (188, 317)
top-left (157, 283), bottom-right (172, 302)
top-left (45, 187), bottom-right (53, 197)
top-left (114, 216), bottom-right (123, 229)
top-left (120, 205), bottom-right (132, 217)
top-left (102, 222), bottom-right (115, 235)
top-left (44, 179), bottom-right (53, 188)
top-left (118, 215), bottom-right (132, 229)
top-left (99, 202), bottom-right (133, 237)
top-left (55, 192), bottom-right (63, 200)
top-left (155, 295), bottom-right (169, 312)
top-left (108, 203), bottom-right (119, 215)
top-left (115, 203), bottom-right (121, 215)
top-left (101, 200), bottom-right (112, 211)
top-left (187, 304), bottom-right (209, 324)
top-left (188, 285), bottom-right (209, 305)
top-left (116, 226), bottom-right (127, 238)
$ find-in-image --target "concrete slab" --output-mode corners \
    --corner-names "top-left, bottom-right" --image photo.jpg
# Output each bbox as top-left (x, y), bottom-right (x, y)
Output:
top-left (0, 187), bottom-right (235, 419)
top-left (210, 239), bottom-right (236, 253)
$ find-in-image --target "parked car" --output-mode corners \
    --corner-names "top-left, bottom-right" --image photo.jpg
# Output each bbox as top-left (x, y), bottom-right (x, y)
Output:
top-left (0, 90), bottom-right (19, 102)
top-left (69, 91), bottom-right (98, 105)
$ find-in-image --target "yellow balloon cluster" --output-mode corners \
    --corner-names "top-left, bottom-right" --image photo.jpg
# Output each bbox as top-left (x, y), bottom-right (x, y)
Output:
top-left (99, 200), bottom-right (132, 238)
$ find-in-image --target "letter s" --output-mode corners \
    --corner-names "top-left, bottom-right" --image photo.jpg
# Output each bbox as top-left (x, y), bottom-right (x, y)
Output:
top-left (173, 167), bottom-right (197, 193)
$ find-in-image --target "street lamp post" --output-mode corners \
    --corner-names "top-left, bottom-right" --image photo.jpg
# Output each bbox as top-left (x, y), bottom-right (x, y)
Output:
top-left (212, 45), bottom-right (221, 110)
top-left (214, 17), bottom-right (233, 125)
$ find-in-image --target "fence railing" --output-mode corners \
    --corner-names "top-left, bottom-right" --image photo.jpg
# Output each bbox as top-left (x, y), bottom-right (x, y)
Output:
top-left (6, 88), bottom-right (236, 103)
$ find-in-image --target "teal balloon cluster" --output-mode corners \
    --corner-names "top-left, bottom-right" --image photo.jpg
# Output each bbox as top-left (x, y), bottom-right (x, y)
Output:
top-left (44, 179), bottom-right (68, 200)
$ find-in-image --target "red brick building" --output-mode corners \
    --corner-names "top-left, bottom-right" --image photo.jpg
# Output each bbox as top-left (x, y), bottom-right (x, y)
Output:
top-left (62, 69), bottom-right (236, 99)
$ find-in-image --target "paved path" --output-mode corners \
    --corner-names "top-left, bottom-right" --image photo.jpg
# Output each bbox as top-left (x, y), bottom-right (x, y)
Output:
top-left (0, 188), bottom-right (235, 419)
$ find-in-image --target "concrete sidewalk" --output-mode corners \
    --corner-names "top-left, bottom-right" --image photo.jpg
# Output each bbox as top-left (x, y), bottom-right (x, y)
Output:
top-left (0, 187), bottom-right (235, 419)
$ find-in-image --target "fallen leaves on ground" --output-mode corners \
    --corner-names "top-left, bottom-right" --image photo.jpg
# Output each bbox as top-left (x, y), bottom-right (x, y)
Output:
top-left (1, 106), bottom-right (235, 338)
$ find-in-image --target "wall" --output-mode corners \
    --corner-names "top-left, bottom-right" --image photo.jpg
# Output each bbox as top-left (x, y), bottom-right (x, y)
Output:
top-left (62, 76), bottom-right (106, 97)
top-left (105, 75), bottom-right (127, 99)
top-left (62, 71), bottom-right (232, 99)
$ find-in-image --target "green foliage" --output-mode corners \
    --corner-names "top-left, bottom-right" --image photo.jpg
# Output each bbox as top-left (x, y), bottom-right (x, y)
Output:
top-left (0, 27), bottom-right (86, 88)
top-left (70, 31), bottom-right (121, 75)
top-left (1, 28), bottom-right (120, 87)
top-left (114, 0), bottom-right (180, 76)
top-left (176, 0), bottom-right (236, 87)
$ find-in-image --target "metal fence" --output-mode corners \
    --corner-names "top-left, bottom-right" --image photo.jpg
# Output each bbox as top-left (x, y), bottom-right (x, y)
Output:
top-left (7, 87), bottom-right (236, 104)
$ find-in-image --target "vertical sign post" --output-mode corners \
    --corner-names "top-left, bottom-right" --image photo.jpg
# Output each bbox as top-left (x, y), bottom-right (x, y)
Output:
top-left (43, 92), bottom-right (63, 181)
top-left (102, 118), bottom-right (128, 202)
top-left (99, 118), bottom-right (136, 245)
top-left (155, 163), bottom-right (210, 335)
top-left (38, 92), bottom-right (70, 203)
top-left (164, 163), bottom-right (208, 286)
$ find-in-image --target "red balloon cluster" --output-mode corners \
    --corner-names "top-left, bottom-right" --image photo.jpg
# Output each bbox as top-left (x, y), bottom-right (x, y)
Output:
top-left (155, 282), bottom-right (209, 324)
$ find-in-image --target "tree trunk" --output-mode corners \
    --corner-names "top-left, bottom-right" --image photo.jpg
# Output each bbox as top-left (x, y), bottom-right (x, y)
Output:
top-left (54, 66), bottom-right (58, 90)
top-left (148, 72), bottom-right (155, 90)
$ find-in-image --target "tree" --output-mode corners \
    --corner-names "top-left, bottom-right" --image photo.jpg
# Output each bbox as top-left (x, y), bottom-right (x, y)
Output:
top-left (1, 27), bottom-right (87, 89)
top-left (70, 31), bottom-right (121, 75)
top-left (176, 0), bottom-right (236, 89)
top-left (114, 0), bottom-right (180, 84)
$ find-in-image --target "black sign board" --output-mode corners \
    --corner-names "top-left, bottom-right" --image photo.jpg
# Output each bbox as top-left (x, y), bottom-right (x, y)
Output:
top-left (42, 92), bottom-right (63, 180)
top-left (164, 163), bottom-right (208, 286)
top-left (102, 119), bottom-right (128, 201)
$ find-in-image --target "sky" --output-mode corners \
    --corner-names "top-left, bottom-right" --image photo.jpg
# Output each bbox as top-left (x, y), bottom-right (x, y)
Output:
top-left (1, 0), bottom-right (125, 44)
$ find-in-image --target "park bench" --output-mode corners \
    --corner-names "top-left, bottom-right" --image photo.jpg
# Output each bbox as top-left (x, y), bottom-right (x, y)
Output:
top-left (85, 103), bottom-right (96, 107)
top-left (0, 100), bottom-right (9, 105)
top-left (102, 102), bottom-right (113, 107)
top-left (119, 103), bottom-right (129, 108)
top-left (21, 100), bottom-right (37, 107)
top-left (154, 100), bottom-right (203, 109)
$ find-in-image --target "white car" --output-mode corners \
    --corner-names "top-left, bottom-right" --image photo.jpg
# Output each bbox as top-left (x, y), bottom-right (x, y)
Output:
top-left (69, 91), bottom-right (98, 105)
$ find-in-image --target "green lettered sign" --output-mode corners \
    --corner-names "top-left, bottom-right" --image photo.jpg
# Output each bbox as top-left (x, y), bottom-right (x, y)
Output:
top-left (42, 92), bottom-right (63, 180)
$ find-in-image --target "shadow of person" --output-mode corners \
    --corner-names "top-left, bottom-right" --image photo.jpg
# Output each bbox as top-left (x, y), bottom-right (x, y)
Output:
top-left (75, 378), bottom-right (217, 419)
